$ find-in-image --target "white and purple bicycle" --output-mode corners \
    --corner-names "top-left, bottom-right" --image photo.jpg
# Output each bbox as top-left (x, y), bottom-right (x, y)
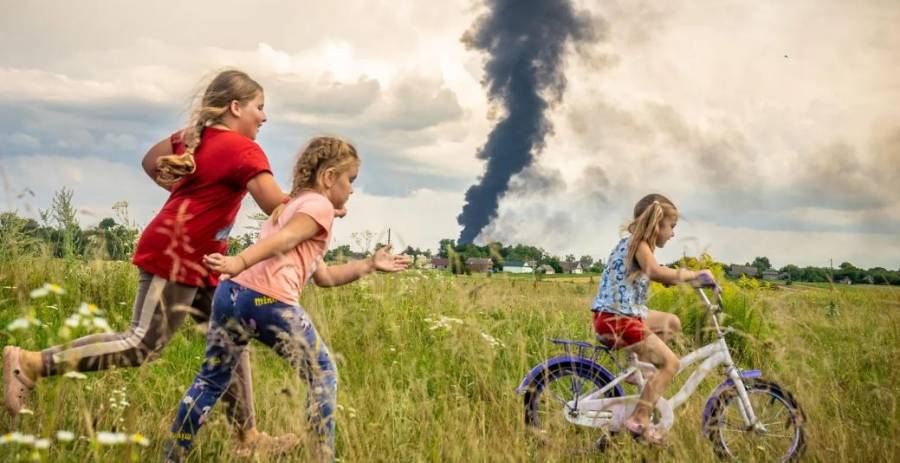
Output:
top-left (516, 284), bottom-right (805, 461)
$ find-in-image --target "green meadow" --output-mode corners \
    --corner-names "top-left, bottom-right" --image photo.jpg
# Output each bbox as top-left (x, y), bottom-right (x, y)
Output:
top-left (1, 257), bottom-right (897, 462)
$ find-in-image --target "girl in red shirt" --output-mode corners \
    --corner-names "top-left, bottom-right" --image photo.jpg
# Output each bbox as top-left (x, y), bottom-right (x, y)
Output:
top-left (3, 70), bottom-right (294, 456)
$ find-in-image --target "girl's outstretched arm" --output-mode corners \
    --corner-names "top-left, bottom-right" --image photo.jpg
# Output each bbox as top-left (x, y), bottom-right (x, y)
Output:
top-left (313, 245), bottom-right (412, 288)
top-left (246, 172), bottom-right (289, 215)
top-left (141, 138), bottom-right (174, 191)
top-left (635, 241), bottom-right (713, 285)
top-left (203, 213), bottom-right (322, 278)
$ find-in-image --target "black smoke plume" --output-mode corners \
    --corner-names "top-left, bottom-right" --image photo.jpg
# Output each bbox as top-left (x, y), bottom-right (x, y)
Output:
top-left (457, 0), bottom-right (595, 243)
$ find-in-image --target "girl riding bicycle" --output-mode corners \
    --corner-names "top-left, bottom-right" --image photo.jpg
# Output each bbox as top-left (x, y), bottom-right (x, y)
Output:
top-left (592, 193), bottom-right (715, 444)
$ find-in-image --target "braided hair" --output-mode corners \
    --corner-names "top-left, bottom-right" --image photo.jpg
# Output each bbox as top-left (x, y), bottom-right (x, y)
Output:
top-left (289, 137), bottom-right (359, 196)
top-left (156, 70), bottom-right (263, 187)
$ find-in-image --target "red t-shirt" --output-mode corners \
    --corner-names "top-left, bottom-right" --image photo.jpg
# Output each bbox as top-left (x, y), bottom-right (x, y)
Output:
top-left (132, 127), bottom-right (272, 287)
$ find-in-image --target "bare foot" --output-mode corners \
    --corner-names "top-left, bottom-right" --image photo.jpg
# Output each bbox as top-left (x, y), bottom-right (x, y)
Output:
top-left (624, 417), bottom-right (666, 445)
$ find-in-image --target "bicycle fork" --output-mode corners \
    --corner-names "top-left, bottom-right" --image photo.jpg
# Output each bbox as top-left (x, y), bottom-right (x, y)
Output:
top-left (721, 341), bottom-right (760, 430)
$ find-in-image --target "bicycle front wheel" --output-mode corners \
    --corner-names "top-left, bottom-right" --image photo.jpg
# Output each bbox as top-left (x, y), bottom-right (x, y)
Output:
top-left (706, 378), bottom-right (805, 462)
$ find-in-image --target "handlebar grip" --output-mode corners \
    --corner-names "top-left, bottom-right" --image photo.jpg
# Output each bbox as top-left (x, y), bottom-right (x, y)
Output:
top-left (697, 272), bottom-right (718, 288)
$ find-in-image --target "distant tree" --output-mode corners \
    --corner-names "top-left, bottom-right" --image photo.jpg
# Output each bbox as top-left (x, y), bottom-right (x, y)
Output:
top-left (437, 239), bottom-right (456, 258)
top-left (779, 264), bottom-right (801, 281)
top-left (579, 255), bottom-right (594, 270)
top-left (325, 244), bottom-right (353, 263)
top-left (752, 256), bottom-right (771, 276)
top-left (49, 187), bottom-right (85, 258)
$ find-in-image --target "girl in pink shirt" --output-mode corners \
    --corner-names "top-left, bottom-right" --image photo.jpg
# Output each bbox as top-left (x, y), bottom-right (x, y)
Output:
top-left (166, 137), bottom-right (410, 462)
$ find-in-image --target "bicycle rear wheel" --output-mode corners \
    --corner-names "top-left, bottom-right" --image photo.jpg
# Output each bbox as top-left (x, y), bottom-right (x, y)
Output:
top-left (523, 361), bottom-right (620, 451)
top-left (706, 378), bottom-right (805, 462)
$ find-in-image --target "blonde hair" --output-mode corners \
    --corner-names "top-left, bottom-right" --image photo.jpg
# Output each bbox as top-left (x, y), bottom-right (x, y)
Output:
top-left (625, 193), bottom-right (678, 280)
top-left (289, 137), bottom-right (359, 194)
top-left (270, 136), bottom-right (360, 222)
top-left (156, 70), bottom-right (263, 187)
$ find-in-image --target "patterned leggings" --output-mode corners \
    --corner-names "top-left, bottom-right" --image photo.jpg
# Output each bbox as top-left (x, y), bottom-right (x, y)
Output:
top-left (170, 280), bottom-right (337, 458)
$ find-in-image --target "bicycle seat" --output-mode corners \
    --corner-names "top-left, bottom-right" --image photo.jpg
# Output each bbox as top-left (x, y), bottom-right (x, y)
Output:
top-left (551, 338), bottom-right (611, 351)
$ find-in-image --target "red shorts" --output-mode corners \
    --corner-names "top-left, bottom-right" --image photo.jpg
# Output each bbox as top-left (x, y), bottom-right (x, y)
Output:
top-left (592, 311), bottom-right (649, 348)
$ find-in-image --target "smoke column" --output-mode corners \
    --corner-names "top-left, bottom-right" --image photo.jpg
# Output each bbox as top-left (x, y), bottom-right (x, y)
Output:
top-left (457, 0), bottom-right (595, 243)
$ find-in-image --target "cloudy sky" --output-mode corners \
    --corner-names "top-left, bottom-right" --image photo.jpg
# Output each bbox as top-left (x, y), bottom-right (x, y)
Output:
top-left (1, 0), bottom-right (898, 269)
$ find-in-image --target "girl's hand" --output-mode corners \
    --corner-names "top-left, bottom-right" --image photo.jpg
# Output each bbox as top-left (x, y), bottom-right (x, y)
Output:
top-left (371, 245), bottom-right (413, 273)
top-left (692, 269), bottom-right (718, 288)
top-left (203, 253), bottom-right (246, 280)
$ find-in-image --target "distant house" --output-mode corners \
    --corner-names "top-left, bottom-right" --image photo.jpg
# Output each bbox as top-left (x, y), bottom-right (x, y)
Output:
top-left (840, 277), bottom-right (852, 285)
top-left (466, 257), bottom-right (494, 273)
top-left (560, 261), bottom-right (584, 274)
top-left (535, 264), bottom-right (556, 274)
top-left (503, 260), bottom-right (533, 274)
top-left (431, 257), bottom-right (449, 270)
top-left (762, 269), bottom-right (780, 281)
top-left (729, 265), bottom-right (758, 278)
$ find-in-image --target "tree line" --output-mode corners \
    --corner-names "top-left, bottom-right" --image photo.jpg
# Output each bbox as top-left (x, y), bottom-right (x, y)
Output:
top-left (2, 189), bottom-right (898, 285)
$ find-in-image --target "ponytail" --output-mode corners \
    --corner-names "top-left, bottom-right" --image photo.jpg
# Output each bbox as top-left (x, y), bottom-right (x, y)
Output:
top-left (624, 194), bottom-right (677, 280)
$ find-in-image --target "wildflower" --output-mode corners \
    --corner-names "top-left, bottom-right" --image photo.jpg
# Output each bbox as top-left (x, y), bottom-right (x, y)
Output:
top-left (30, 283), bottom-right (65, 298)
top-left (481, 332), bottom-right (505, 348)
top-left (78, 303), bottom-right (99, 316)
top-left (92, 318), bottom-right (112, 332)
top-left (63, 372), bottom-right (87, 380)
top-left (1, 432), bottom-right (36, 445)
top-left (130, 433), bottom-right (150, 446)
top-left (56, 431), bottom-right (75, 442)
top-left (7, 317), bottom-right (43, 331)
top-left (96, 432), bottom-right (127, 445)
top-left (33, 439), bottom-right (50, 449)
top-left (425, 315), bottom-right (464, 331)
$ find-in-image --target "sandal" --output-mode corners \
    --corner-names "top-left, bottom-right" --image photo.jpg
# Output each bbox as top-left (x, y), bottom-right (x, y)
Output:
top-left (3, 346), bottom-right (36, 417)
top-left (624, 418), bottom-right (667, 445)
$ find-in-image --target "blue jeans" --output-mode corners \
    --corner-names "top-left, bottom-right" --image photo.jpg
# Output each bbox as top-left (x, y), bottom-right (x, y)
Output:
top-left (170, 280), bottom-right (337, 458)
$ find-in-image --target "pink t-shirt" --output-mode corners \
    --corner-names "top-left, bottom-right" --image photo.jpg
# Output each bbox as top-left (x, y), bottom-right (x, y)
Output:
top-left (232, 191), bottom-right (335, 305)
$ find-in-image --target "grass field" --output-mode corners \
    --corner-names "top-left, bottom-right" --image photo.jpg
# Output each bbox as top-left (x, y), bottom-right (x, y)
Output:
top-left (1, 258), bottom-right (898, 462)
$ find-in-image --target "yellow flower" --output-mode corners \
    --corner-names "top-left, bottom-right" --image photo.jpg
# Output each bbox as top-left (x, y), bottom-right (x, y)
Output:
top-left (45, 283), bottom-right (65, 295)
top-left (30, 283), bottom-right (65, 299)
top-left (78, 303), bottom-right (99, 316)
top-left (129, 433), bottom-right (150, 447)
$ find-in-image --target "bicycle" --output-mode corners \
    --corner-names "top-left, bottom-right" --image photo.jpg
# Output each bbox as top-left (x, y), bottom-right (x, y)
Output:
top-left (516, 284), bottom-right (805, 461)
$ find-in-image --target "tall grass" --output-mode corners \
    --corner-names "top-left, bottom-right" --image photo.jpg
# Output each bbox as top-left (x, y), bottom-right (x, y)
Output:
top-left (0, 257), bottom-right (897, 461)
